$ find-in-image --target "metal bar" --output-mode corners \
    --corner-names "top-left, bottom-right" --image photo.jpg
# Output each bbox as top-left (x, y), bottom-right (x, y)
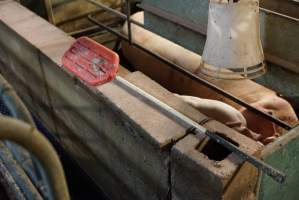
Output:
top-left (139, 3), bottom-right (298, 39)
top-left (86, 0), bottom-right (144, 28)
top-left (114, 76), bottom-right (286, 184)
top-left (43, 0), bottom-right (55, 24)
top-left (68, 16), bottom-right (122, 35)
top-left (88, 15), bottom-right (126, 39)
top-left (68, 25), bottom-right (103, 37)
top-left (260, 7), bottom-right (299, 22)
top-left (68, 20), bottom-right (122, 37)
top-left (88, 14), bottom-right (293, 131)
top-left (203, 130), bottom-right (286, 184)
top-left (56, 8), bottom-right (105, 26)
top-left (126, 0), bottom-right (132, 44)
top-left (138, 3), bottom-right (207, 35)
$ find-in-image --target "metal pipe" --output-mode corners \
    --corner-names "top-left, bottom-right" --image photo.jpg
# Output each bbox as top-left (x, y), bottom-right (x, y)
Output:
top-left (114, 76), bottom-right (286, 184)
top-left (43, 0), bottom-right (56, 24)
top-left (86, 0), bottom-right (144, 28)
top-left (0, 73), bottom-right (34, 125)
top-left (125, 0), bottom-right (132, 44)
top-left (87, 15), bottom-right (292, 130)
top-left (0, 73), bottom-right (53, 199)
top-left (0, 116), bottom-right (70, 200)
top-left (88, 15), bottom-right (127, 39)
top-left (260, 7), bottom-right (299, 22)
top-left (142, 4), bottom-right (299, 35)
top-left (68, 20), bottom-right (122, 37)
top-left (56, 2), bottom-right (122, 26)
top-left (56, 8), bottom-right (105, 26)
top-left (139, 3), bottom-right (298, 38)
top-left (139, 3), bottom-right (207, 35)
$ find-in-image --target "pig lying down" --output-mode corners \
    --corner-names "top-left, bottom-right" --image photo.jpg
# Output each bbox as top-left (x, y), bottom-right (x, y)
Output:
top-left (122, 12), bottom-right (298, 144)
top-left (177, 95), bottom-right (270, 144)
top-left (177, 95), bottom-right (247, 127)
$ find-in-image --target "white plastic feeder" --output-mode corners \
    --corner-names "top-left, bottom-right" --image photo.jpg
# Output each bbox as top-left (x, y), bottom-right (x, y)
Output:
top-left (199, 0), bottom-right (266, 79)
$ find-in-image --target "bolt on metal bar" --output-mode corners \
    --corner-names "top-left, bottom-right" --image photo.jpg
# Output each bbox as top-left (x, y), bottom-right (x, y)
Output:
top-left (114, 76), bottom-right (286, 184)
top-left (87, 14), bottom-right (292, 131)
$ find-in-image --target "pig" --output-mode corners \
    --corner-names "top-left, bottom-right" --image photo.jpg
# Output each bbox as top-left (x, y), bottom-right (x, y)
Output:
top-left (240, 95), bottom-right (298, 143)
top-left (177, 95), bottom-right (268, 144)
top-left (122, 12), bottom-right (298, 144)
top-left (176, 95), bottom-right (247, 127)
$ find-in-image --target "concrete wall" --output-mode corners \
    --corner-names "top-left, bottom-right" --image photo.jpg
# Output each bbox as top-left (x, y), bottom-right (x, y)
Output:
top-left (0, 1), bottom-right (262, 199)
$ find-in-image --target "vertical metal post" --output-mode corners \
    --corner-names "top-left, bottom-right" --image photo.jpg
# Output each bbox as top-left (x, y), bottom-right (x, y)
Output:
top-left (44, 0), bottom-right (56, 24)
top-left (126, 0), bottom-right (132, 44)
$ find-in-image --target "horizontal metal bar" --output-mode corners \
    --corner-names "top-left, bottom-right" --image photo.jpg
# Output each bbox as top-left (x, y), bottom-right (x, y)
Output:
top-left (260, 8), bottom-right (299, 22)
top-left (88, 14), bottom-right (293, 131)
top-left (56, 8), bottom-right (105, 26)
top-left (140, 3), bottom-right (298, 38)
top-left (86, 0), bottom-right (144, 28)
top-left (68, 25), bottom-right (104, 37)
top-left (203, 130), bottom-right (286, 184)
top-left (68, 18), bottom-right (122, 37)
top-left (114, 76), bottom-right (286, 184)
top-left (138, 3), bottom-right (207, 35)
top-left (88, 15), bottom-right (127, 39)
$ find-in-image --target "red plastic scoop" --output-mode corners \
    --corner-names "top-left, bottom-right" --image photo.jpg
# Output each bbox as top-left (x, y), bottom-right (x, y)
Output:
top-left (62, 37), bottom-right (119, 86)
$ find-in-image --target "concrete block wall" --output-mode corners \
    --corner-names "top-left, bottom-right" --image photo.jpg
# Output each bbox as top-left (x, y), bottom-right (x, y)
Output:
top-left (123, 72), bottom-right (262, 200)
top-left (0, 1), bottom-right (262, 199)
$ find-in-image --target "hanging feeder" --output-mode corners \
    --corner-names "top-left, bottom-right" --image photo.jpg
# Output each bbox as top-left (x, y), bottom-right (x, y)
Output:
top-left (199, 0), bottom-right (266, 79)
